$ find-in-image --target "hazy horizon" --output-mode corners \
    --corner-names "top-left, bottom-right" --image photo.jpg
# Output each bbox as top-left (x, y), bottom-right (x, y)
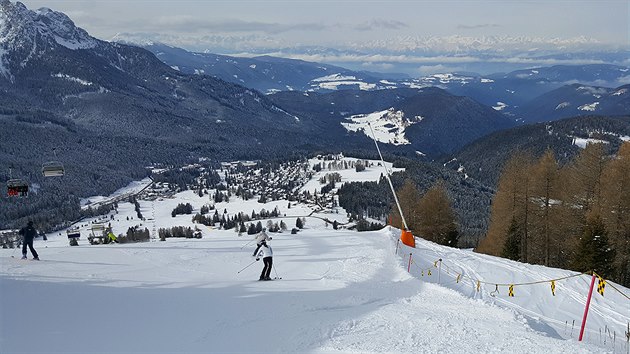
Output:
top-left (17, 0), bottom-right (630, 75)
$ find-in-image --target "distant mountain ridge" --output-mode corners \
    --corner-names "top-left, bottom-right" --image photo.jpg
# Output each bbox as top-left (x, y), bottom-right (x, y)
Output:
top-left (0, 0), bottom-right (366, 228)
top-left (268, 87), bottom-right (516, 157)
top-left (131, 42), bottom-right (409, 94)
top-left (516, 83), bottom-right (630, 123)
top-left (127, 41), bottom-right (630, 123)
top-left (447, 115), bottom-right (630, 187)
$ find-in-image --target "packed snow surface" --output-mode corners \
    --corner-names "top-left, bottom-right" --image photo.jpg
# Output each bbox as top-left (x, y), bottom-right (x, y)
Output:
top-left (1, 158), bottom-right (628, 353)
top-left (2, 227), bottom-right (624, 353)
top-left (578, 102), bottom-right (600, 111)
top-left (341, 109), bottom-right (419, 146)
top-left (572, 137), bottom-right (610, 148)
top-left (493, 101), bottom-right (508, 111)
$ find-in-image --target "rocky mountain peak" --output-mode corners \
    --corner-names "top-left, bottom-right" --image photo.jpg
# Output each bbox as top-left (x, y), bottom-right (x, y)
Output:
top-left (0, 0), bottom-right (98, 80)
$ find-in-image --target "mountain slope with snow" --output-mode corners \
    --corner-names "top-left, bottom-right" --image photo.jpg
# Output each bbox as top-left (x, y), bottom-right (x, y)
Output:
top-left (131, 42), bottom-right (398, 94)
top-left (517, 83), bottom-right (630, 123)
top-left (1, 161), bottom-right (627, 353)
top-left (2, 227), bottom-right (619, 353)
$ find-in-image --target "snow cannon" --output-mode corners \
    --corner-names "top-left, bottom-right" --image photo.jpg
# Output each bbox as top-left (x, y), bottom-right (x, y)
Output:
top-left (400, 230), bottom-right (415, 248)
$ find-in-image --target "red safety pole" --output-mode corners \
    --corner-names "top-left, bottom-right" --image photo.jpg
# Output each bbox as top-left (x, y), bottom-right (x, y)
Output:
top-left (407, 253), bottom-right (412, 272)
top-left (579, 273), bottom-right (597, 341)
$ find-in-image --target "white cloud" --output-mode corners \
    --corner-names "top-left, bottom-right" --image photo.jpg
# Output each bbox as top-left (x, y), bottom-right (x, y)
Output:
top-left (360, 62), bottom-right (395, 70)
top-left (457, 24), bottom-right (501, 30)
top-left (354, 19), bottom-right (408, 32)
top-left (615, 75), bottom-right (630, 85)
top-left (416, 64), bottom-right (465, 75)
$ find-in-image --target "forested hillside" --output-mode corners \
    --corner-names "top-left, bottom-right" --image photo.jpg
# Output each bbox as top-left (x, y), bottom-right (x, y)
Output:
top-left (338, 157), bottom-right (494, 247)
top-left (477, 142), bottom-right (630, 286)
top-left (448, 115), bottom-right (630, 187)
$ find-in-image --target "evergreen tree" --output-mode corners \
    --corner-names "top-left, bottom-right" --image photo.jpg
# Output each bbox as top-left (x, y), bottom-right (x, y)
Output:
top-left (571, 214), bottom-right (616, 278)
top-left (559, 143), bottom-right (607, 259)
top-left (502, 217), bottom-right (522, 261)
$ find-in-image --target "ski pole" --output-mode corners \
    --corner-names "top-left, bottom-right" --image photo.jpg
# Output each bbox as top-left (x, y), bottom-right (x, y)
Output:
top-left (240, 238), bottom-right (256, 249)
top-left (11, 235), bottom-right (22, 258)
top-left (237, 260), bottom-right (257, 274)
top-left (273, 264), bottom-right (281, 279)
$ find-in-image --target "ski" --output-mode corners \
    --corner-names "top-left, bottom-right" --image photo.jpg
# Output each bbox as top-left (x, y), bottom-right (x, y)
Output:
top-left (255, 277), bottom-right (281, 281)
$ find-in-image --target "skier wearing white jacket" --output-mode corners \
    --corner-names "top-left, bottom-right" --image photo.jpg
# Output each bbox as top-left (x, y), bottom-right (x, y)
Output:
top-left (253, 240), bottom-right (273, 281)
top-left (254, 229), bottom-right (272, 246)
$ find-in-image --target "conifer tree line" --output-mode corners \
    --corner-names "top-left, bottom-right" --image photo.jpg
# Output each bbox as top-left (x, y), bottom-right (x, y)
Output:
top-left (389, 179), bottom-right (459, 247)
top-left (477, 142), bottom-right (630, 286)
top-left (158, 226), bottom-right (201, 240)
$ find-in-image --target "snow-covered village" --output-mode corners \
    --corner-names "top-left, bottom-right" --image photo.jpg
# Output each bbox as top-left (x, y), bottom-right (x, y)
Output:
top-left (2, 0), bottom-right (630, 353)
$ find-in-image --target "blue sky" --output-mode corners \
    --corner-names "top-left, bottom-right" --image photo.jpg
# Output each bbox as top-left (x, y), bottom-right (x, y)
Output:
top-left (20, 0), bottom-right (630, 75)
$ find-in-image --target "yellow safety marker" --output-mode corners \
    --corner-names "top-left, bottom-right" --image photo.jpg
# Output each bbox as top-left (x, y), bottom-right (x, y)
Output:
top-left (476, 280), bottom-right (480, 292)
top-left (597, 275), bottom-right (605, 296)
top-left (508, 285), bottom-right (514, 297)
top-left (550, 280), bottom-right (556, 296)
top-left (428, 269), bottom-right (432, 276)
top-left (456, 274), bottom-right (461, 283)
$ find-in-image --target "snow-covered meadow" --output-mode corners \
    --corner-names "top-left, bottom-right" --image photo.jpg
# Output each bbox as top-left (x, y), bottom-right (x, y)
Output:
top-left (1, 158), bottom-right (628, 353)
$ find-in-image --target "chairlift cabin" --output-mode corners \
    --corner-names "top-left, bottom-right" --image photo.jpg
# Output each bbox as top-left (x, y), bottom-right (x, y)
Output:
top-left (42, 161), bottom-right (65, 177)
top-left (7, 179), bottom-right (28, 197)
top-left (88, 223), bottom-right (108, 245)
top-left (66, 228), bottom-right (81, 246)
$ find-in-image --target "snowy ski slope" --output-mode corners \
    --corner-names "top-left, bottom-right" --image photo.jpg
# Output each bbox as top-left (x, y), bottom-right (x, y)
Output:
top-left (1, 158), bottom-right (628, 353)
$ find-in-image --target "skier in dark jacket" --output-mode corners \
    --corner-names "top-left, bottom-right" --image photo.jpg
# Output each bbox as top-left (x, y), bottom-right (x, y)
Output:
top-left (19, 220), bottom-right (39, 260)
top-left (253, 240), bottom-right (273, 281)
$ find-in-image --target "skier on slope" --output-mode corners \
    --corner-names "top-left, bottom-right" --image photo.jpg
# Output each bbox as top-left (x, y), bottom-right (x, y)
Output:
top-left (253, 228), bottom-right (272, 248)
top-left (19, 220), bottom-right (39, 260)
top-left (253, 239), bottom-right (273, 281)
top-left (107, 230), bottom-right (119, 244)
